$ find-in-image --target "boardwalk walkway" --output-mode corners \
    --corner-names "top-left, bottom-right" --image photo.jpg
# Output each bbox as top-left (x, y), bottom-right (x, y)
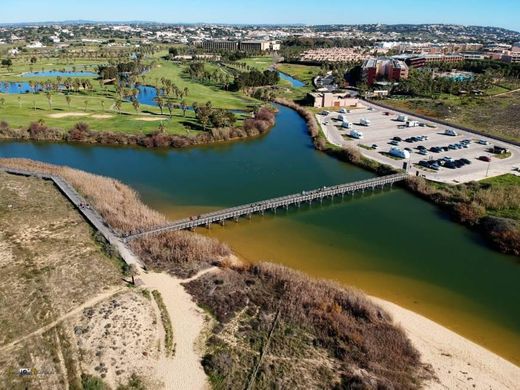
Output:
top-left (1, 165), bottom-right (406, 244)
top-left (125, 173), bottom-right (406, 241)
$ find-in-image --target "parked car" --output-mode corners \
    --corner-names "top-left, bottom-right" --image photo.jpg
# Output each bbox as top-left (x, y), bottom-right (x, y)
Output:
top-left (461, 158), bottom-right (471, 165)
top-left (393, 136), bottom-right (402, 141)
top-left (445, 162), bottom-right (456, 169)
top-left (371, 144), bottom-right (378, 149)
top-left (445, 129), bottom-right (458, 136)
top-left (478, 139), bottom-right (490, 145)
top-left (479, 155), bottom-right (492, 162)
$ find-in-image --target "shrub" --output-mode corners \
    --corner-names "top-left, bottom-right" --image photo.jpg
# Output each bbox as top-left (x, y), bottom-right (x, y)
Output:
top-left (185, 263), bottom-right (425, 389)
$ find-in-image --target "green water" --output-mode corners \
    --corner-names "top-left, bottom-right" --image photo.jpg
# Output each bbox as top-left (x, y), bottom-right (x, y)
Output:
top-left (0, 105), bottom-right (518, 363)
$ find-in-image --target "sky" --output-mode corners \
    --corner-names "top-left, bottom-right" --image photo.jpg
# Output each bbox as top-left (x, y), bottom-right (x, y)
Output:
top-left (1, 0), bottom-right (519, 32)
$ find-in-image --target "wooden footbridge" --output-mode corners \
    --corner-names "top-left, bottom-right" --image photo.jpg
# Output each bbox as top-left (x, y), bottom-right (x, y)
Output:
top-left (124, 173), bottom-right (406, 241)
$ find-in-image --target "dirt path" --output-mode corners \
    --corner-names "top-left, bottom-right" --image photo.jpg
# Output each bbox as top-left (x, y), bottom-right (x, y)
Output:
top-left (0, 287), bottom-right (123, 354)
top-left (138, 267), bottom-right (217, 390)
top-left (490, 87), bottom-right (520, 97)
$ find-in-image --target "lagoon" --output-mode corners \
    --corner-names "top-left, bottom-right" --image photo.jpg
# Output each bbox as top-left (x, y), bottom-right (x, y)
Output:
top-left (0, 105), bottom-right (518, 364)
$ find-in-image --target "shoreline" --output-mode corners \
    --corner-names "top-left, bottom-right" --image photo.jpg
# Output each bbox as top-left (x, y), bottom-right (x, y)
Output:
top-left (2, 160), bottom-right (518, 387)
top-left (373, 296), bottom-right (520, 389)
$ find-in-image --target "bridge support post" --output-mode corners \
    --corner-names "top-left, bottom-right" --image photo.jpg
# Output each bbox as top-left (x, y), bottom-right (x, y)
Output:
top-left (220, 220), bottom-right (225, 226)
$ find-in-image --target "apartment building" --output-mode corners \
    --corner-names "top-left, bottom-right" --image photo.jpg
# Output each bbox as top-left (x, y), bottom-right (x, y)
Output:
top-left (202, 39), bottom-right (279, 52)
top-left (362, 58), bottom-right (409, 85)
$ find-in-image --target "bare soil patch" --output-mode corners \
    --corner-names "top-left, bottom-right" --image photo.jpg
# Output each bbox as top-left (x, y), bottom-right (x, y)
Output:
top-left (134, 116), bottom-right (168, 122)
top-left (47, 112), bottom-right (89, 119)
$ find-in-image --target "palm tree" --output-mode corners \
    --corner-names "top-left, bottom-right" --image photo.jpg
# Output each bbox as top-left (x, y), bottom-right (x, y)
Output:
top-left (45, 92), bottom-right (53, 110)
top-left (132, 98), bottom-right (140, 113)
top-left (180, 100), bottom-right (187, 117)
top-left (17, 96), bottom-right (22, 108)
top-left (154, 96), bottom-right (164, 115)
top-left (100, 100), bottom-right (105, 112)
top-left (83, 99), bottom-right (89, 112)
top-left (114, 98), bottom-right (122, 114)
top-left (0, 97), bottom-right (5, 108)
top-left (183, 87), bottom-right (189, 97)
top-left (165, 101), bottom-right (174, 118)
top-left (65, 95), bottom-right (72, 109)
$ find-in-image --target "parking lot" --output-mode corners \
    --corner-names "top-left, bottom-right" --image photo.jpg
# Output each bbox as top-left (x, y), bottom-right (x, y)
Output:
top-left (316, 102), bottom-right (520, 183)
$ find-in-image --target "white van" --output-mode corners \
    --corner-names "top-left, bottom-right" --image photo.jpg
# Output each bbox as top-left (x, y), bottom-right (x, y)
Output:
top-left (389, 146), bottom-right (410, 159)
top-left (445, 129), bottom-right (458, 136)
top-left (350, 129), bottom-right (363, 139)
top-left (342, 121), bottom-right (353, 129)
top-left (397, 114), bottom-right (408, 122)
top-left (406, 120), bottom-right (420, 127)
top-left (359, 118), bottom-right (371, 126)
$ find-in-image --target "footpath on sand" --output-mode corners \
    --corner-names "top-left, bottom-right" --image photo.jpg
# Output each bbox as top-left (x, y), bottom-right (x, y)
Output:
top-left (137, 268), bottom-right (215, 390)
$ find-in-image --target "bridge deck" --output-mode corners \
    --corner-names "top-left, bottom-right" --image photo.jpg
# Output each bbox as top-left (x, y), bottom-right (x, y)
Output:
top-left (1, 166), bottom-right (406, 242)
top-left (125, 173), bottom-right (406, 241)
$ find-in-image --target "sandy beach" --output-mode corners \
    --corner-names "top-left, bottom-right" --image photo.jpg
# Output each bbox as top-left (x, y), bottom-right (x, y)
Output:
top-left (373, 297), bottom-right (520, 389)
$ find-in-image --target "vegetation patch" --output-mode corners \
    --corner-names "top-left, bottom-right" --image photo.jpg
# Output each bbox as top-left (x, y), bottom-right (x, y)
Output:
top-left (406, 175), bottom-right (520, 256)
top-left (186, 263), bottom-right (428, 389)
top-left (152, 290), bottom-right (174, 356)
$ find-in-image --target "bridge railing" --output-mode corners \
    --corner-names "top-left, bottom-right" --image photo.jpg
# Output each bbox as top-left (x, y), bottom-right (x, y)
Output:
top-left (125, 173), bottom-right (406, 240)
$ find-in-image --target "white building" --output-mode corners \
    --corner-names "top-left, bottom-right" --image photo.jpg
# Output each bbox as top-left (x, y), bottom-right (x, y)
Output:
top-left (26, 41), bottom-right (44, 48)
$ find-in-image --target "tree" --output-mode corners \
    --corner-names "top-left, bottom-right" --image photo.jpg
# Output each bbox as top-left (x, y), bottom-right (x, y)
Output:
top-left (100, 100), bottom-right (105, 112)
top-left (165, 100), bottom-right (174, 118)
top-left (128, 264), bottom-right (138, 285)
top-left (154, 96), bottom-right (164, 115)
top-left (180, 100), bottom-right (187, 117)
top-left (132, 98), bottom-right (140, 113)
top-left (114, 98), bottom-right (122, 114)
top-left (0, 97), bottom-right (5, 108)
top-left (65, 95), bottom-right (72, 109)
top-left (1, 58), bottom-right (12, 71)
top-left (45, 92), bottom-right (52, 110)
top-left (84, 100), bottom-right (89, 112)
top-left (17, 96), bottom-right (22, 108)
top-left (168, 47), bottom-right (179, 59)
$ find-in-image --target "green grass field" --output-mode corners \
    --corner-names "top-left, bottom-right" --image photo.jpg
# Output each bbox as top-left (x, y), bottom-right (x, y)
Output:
top-left (242, 56), bottom-right (275, 71)
top-left (384, 91), bottom-right (520, 143)
top-left (0, 57), bottom-right (256, 135)
top-left (275, 63), bottom-right (320, 82)
top-left (144, 60), bottom-right (258, 110)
